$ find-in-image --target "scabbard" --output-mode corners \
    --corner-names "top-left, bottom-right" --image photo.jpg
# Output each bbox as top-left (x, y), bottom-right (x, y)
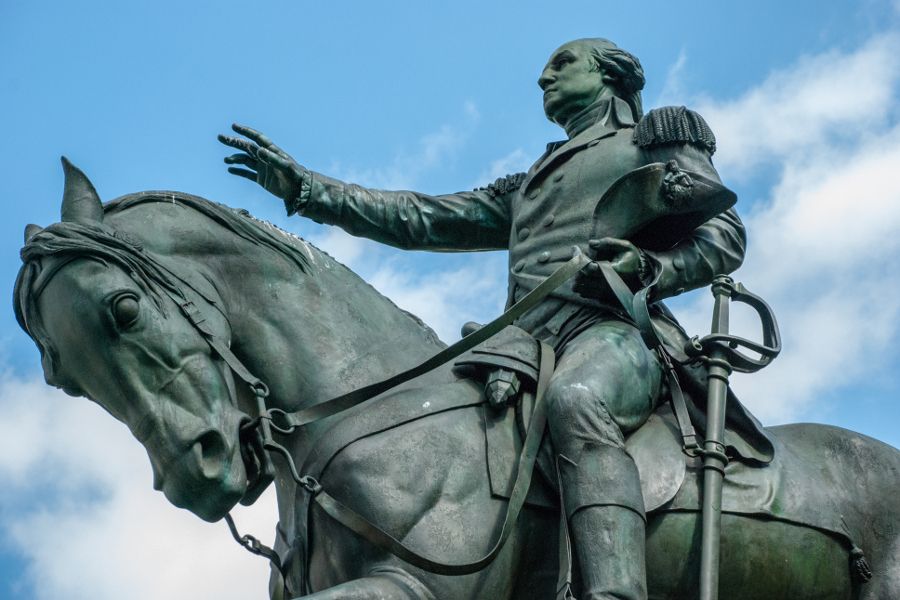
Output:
top-left (698, 277), bottom-right (735, 600)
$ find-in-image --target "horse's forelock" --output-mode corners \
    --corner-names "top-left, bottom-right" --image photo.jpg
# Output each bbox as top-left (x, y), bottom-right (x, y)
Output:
top-left (14, 221), bottom-right (173, 362)
top-left (15, 192), bottom-right (321, 387)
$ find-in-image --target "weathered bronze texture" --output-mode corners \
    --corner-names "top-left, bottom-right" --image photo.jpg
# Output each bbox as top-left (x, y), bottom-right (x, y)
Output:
top-left (14, 38), bottom-right (900, 599)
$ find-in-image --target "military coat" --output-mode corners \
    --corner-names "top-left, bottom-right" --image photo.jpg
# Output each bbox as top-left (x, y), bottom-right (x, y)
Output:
top-left (298, 96), bottom-right (744, 336)
top-left (296, 96), bottom-right (773, 462)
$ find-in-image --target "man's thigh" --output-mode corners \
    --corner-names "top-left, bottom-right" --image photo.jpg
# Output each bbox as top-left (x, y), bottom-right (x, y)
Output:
top-left (547, 319), bottom-right (662, 448)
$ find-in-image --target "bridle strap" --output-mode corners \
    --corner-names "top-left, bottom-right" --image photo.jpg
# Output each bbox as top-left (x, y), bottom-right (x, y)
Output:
top-left (168, 246), bottom-right (699, 581)
top-left (177, 299), bottom-right (268, 394)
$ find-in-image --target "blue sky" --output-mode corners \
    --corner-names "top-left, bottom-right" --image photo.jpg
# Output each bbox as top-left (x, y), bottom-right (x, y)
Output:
top-left (2, 1), bottom-right (900, 598)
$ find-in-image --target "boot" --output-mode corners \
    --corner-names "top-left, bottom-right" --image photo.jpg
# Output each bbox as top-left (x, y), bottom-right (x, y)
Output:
top-left (558, 443), bottom-right (647, 600)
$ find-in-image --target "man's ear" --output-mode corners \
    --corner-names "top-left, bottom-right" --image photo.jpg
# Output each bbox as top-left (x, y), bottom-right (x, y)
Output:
top-left (591, 60), bottom-right (616, 85)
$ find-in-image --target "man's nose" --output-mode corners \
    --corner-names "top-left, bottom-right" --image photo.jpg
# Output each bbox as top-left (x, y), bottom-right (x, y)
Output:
top-left (538, 70), bottom-right (555, 90)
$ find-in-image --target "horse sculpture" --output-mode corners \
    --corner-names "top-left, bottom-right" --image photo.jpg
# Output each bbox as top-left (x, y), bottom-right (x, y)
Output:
top-left (14, 160), bottom-right (900, 599)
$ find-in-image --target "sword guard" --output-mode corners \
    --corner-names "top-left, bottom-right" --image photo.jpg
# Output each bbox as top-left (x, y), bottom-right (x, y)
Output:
top-left (686, 280), bottom-right (781, 373)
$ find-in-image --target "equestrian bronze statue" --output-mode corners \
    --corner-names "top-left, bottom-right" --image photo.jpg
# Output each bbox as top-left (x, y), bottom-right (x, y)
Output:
top-left (14, 38), bottom-right (900, 599)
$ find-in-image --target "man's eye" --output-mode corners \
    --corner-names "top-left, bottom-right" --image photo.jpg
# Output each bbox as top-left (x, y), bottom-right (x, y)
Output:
top-left (112, 294), bottom-right (141, 329)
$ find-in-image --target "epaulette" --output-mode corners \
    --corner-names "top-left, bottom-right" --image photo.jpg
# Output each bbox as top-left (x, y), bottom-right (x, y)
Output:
top-left (633, 106), bottom-right (717, 155)
top-left (476, 172), bottom-right (527, 198)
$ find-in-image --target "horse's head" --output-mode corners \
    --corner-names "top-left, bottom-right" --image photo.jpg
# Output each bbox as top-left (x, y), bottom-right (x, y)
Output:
top-left (14, 160), bottom-right (261, 522)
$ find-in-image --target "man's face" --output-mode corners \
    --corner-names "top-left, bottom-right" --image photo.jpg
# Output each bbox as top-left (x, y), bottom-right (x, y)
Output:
top-left (539, 41), bottom-right (608, 127)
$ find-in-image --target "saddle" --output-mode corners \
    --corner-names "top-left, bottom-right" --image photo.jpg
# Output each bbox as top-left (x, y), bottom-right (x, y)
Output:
top-left (471, 334), bottom-right (870, 561)
top-left (290, 326), bottom-right (870, 595)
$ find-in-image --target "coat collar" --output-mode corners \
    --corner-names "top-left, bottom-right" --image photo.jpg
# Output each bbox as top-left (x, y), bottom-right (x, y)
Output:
top-left (524, 96), bottom-right (636, 190)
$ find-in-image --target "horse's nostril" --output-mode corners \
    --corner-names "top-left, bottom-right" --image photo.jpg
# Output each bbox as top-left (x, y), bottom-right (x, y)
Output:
top-left (193, 430), bottom-right (228, 480)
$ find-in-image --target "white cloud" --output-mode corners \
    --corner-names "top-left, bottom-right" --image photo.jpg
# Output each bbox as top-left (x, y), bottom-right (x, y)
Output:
top-left (0, 373), bottom-right (278, 600)
top-left (307, 226), bottom-right (371, 266)
top-left (475, 147), bottom-right (532, 188)
top-left (696, 34), bottom-right (900, 178)
top-left (368, 253), bottom-right (508, 343)
top-left (654, 48), bottom-right (689, 107)
top-left (328, 103), bottom-right (479, 190)
top-left (670, 33), bottom-right (900, 427)
top-left (8, 33), bottom-right (900, 600)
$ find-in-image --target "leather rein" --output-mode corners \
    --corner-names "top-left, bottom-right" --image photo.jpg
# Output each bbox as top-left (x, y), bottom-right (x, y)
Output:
top-left (168, 246), bottom-right (702, 594)
top-left (174, 250), bottom-right (586, 583)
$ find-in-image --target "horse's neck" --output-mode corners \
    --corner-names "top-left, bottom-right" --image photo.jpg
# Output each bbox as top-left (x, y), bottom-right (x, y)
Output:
top-left (225, 246), bottom-right (446, 412)
top-left (110, 200), bottom-right (445, 412)
top-left (108, 199), bottom-right (445, 541)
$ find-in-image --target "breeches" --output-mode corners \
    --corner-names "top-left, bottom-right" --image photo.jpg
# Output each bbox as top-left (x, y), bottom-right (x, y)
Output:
top-left (543, 318), bottom-right (663, 456)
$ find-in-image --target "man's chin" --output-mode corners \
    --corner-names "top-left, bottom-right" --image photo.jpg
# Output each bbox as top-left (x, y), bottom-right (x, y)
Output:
top-left (542, 100), bottom-right (565, 126)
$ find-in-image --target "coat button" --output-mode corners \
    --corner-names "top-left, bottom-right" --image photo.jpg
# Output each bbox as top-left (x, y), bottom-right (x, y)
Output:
top-left (553, 172), bottom-right (564, 182)
top-left (673, 256), bottom-right (686, 271)
top-left (519, 227), bottom-right (531, 240)
top-left (529, 188), bottom-right (541, 200)
top-left (538, 251), bottom-right (551, 263)
top-left (514, 259), bottom-right (525, 272)
top-left (543, 214), bottom-right (555, 227)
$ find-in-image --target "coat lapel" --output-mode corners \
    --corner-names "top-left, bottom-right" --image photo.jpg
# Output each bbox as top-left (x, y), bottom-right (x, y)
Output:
top-left (522, 97), bottom-right (637, 193)
top-left (522, 123), bottom-right (617, 192)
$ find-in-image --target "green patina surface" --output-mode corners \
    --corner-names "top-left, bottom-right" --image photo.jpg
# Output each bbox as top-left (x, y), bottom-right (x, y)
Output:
top-left (12, 38), bottom-right (900, 600)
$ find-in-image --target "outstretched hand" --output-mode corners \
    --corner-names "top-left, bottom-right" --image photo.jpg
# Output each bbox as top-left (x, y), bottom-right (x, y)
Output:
top-left (218, 124), bottom-right (310, 213)
top-left (573, 237), bottom-right (647, 300)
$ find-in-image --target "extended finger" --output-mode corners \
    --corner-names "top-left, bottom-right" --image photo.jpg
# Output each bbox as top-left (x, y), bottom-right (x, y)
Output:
top-left (218, 134), bottom-right (261, 156)
top-left (227, 167), bottom-right (259, 182)
top-left (223, 153), bottom-right (258, 167)
top-left (231, 123), bottom-right (293, 158)
top-left (588, 237), bottom-right (630, 260)
top-left (580, 261), bottom-right (602, 275)
top-left (256, 146), bottom-right (295, 171)
top-left (231, 124), bottom-right (276, 149)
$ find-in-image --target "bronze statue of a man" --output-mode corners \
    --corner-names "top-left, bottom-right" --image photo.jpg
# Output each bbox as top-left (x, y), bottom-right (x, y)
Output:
top-left (220, 38), bottom-right (746, 600)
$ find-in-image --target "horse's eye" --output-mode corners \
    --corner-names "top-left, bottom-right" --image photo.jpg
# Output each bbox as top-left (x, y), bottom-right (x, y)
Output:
top-left (112, 294), bottom-right (140, 329)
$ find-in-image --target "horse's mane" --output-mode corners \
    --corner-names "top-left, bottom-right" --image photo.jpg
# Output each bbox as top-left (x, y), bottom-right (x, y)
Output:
top-left (14, 191), bottom-right (316, 379)
top-left (107, 190), bottom-right (316, 274)
top-left (15, 190), bottom-right (441, 382)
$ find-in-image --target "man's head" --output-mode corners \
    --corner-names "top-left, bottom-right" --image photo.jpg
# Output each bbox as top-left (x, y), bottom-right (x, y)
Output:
top-left (538, 38), bottom-right (645, 128)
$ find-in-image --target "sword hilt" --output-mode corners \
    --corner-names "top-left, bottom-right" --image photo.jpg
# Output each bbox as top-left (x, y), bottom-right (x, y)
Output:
top-left (686, 276), bottom-right (781, 373)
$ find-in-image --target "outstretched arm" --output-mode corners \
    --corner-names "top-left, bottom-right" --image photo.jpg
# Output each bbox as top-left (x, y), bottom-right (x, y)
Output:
top-left (218, 124), bottom-right (512, 251)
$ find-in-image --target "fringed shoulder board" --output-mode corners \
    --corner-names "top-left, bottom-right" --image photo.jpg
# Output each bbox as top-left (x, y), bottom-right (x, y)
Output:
top-left (476, 172), bottom-right (527, 198)
top-left (633, 106), bottom-right (717, 155)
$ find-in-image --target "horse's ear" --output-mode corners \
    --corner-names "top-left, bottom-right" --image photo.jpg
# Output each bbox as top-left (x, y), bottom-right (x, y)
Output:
top-left (24, 224), bottom-right (42, 243)
top-left (60, 156), bottom-right (103, 224)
